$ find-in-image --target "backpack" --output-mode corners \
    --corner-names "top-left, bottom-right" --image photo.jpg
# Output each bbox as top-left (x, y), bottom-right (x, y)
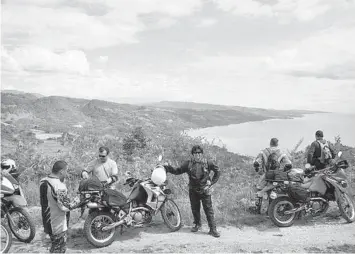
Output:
top-left (317, 140), bottom-right (332, 164)
top-left (265, 150), bottom-right (280, 171)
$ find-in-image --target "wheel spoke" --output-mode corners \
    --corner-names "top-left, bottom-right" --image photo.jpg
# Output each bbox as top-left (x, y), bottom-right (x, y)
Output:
top-left (89, 215), bottom-right (115, 243)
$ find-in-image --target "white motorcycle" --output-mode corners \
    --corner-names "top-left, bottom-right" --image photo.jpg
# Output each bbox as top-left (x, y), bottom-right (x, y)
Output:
top-left (79, 156), bottom-right (182, 248)
top-left (1, 171), bottom-right (36, 243)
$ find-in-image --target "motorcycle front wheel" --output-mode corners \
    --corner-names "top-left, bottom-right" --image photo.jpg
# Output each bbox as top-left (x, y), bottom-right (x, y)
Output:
top-left (1, 222), bottom-right (12, 253)
top-left (161, 199), bottom-right (182, 231)
top-left (337, 192), bottom-right (355, 223)
top-left (268, 196), bottom-right (297, 227)
top-left (84, 211), bottom-right (118, 248)
top-left (8, 207), bottom-right (36, 243)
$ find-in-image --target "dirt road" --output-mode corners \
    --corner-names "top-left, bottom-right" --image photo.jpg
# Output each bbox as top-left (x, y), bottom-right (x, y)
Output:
top-left (9, 210), bottom-right (355, 253)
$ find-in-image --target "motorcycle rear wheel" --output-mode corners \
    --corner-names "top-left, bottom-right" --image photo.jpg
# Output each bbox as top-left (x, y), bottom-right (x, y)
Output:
top-left (337, 192), bottom-right (355, 223)
top-left (1, 222), bottom-right (12, 253)
top-left (161, 199), bottom-right (182, 231)
top-left (8, 207), bottom-right (36, 243)
top-left (268, 197), bottom-right (297, 227)
top-left (84, 211), bottom-right (118, 248)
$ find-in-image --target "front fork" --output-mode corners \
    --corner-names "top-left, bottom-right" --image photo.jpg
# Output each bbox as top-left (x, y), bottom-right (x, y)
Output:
top-left (1, 205), bottom-right (16, 230)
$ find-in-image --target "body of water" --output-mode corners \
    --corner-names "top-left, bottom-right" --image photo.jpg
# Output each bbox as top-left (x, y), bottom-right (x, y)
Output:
top-left (188, 113), bottom-right (355, 156)
top-left (31, 129), bottom-right (62, 140)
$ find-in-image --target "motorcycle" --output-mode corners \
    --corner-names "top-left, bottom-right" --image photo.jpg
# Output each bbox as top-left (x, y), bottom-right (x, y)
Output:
top-left (253, 167), bottom-right (304, 215)
top-left (0, 171), bottom-right (36, 243)
top-left (1, 208), bottom-right (13, 253)
top-left (268, 152), bottom-right (355, 227)
top-left (78, 156), bottom-right (182, 248)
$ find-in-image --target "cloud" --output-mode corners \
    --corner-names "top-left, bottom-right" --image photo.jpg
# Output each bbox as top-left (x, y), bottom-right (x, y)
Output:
top-left (2, 0), bottom-right (203, 50)
top-left (2, 0), bottom-right (355, 113)
top-left (1, 47), bottom-right (22, 72)
top-left (212, 0), bottom-right (349, 22)
top-left (1, 69), bottom-right (189, 102)
top-left (98, 56), bottom-right (109, 64)
top-left (196, 18), bottom-right (218, 27)
top-left (271, 25), bottom-right (355, 80)
top-left (3, 46), bottom-right (90, 75)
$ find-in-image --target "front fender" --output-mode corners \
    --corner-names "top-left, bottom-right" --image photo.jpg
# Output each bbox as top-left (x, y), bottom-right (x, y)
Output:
top-left (324, 176), bottom-right (353, 197)
top-left (3, 195), bottom-right (27, 207)
top-left (334, 186), bottom-right (354, 201)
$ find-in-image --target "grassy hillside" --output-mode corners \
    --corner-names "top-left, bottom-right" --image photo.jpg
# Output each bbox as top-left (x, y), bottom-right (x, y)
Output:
top-left (1, 91), bottom-right (318, 139)
top-left (2, 90), bottom-right (352, 227)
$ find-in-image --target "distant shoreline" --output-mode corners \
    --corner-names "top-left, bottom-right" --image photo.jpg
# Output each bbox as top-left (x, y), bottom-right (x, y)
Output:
top-left (187, 112), bottom-right (355, 156)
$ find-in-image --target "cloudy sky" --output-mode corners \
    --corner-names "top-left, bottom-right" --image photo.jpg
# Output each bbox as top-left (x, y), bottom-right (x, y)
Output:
top-left (2, 0), bottom-right (355, 112)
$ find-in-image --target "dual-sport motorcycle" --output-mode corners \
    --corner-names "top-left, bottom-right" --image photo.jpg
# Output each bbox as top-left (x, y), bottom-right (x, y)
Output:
top-left (268, 152), bottom-right (355, 227)
top-left (77, 156), bottom-right (182, 248)
top-left (253, 167), bottom-right (304, 215)
top-left (1, 171), bottom-right (36, 243)
top-left (1, 205), bottom-right (13, 253)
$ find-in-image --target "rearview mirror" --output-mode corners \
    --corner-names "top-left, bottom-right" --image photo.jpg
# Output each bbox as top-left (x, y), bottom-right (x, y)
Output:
top-left (125, 171), bottom-right (132, 177)
top-left (338, 151), bottom-right (342, 157)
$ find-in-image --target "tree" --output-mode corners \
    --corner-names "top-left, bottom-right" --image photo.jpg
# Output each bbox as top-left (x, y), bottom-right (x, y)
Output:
top-left (123, 127), bottom-right (149, 156)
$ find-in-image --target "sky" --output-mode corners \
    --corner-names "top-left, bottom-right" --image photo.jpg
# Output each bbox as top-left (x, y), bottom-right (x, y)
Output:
top-left (1, 0), bottom-right (355, 113)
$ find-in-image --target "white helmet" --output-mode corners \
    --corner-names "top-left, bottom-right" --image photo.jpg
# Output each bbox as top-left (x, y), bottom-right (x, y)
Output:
top-left (1, 159), bottom-right (17, 170)
top-left (151, 165), bottom-right (166, 185)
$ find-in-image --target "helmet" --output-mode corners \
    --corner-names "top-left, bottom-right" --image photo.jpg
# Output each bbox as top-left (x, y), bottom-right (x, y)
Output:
top-left (1, 159), bottom-right (17, 170)
top-left (151, 165), bottom-right (166, 185)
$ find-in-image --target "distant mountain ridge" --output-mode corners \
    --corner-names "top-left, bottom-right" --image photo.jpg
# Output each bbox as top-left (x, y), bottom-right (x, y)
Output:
top-left (1, 89), bottom-right (322, 155)
top-left (1, 89), bottom-right (320, 135)
top-left (1, 89), bottom-right (44, 98)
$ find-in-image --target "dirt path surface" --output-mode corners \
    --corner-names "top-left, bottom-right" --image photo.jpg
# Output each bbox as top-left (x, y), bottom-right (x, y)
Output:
top-left (9, 213), bottom-right (355, 253)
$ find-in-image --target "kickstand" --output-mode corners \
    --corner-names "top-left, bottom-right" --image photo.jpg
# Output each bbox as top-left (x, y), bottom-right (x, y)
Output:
top-left (120, 225), bottom-right (124, 235)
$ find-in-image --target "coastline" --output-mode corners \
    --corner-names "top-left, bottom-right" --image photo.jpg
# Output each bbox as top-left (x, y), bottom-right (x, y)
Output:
top-left (186, 112), bottom-right (355, 156)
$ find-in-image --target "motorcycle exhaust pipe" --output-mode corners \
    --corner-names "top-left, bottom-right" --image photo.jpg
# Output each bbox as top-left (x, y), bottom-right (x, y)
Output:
top-left (132, 207), bottom-right (150, 212)
top-left (102, 220), bottom-right (125, 231)
top-left (284, 197), bottom-right (328, 215)
top-left (284, 205), bottom-right (306, 215)
top-left (310, 197), bottom-right (327, 202)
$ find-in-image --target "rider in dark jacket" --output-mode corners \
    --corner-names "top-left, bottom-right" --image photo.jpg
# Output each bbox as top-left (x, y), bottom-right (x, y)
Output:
top-left (164, 145), bottom-right (221, 237)
top-left (307, 130), bottom-right (336, 170)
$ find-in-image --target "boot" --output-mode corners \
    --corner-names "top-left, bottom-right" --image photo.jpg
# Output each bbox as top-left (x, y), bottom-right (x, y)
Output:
top-left (191, 224), bottom-right (201, 232)
top-left (208, 227), bottom-right (220, 238)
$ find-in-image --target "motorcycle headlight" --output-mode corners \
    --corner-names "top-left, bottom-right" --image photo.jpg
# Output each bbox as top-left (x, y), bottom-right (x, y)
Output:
top-left (85, 193), bottom-right (91, 199)
top-left (340, 181), bottom-right (348, 188)
top-left (270, 191), bottom-right (277, 200)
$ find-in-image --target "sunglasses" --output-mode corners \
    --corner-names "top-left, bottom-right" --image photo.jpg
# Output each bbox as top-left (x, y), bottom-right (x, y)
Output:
top-left (99, 155), bottom-right (107, 158)
top-left (193, 152), bottom-right (202, 154)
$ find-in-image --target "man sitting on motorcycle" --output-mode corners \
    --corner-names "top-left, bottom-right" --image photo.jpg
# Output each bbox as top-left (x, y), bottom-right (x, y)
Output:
top-left (81, 146), bottom-right (119, 187)
top-left (253, 138), bottom-right (292, 197)
top-left (307, 130), bottom-right (336, 170)
top-left (164, 145), bottom-right (221, 238)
